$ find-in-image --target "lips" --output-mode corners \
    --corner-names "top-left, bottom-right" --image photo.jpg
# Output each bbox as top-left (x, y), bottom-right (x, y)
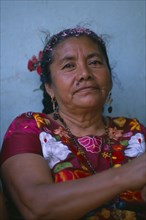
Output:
top-left (74, 85), bottom-right (99, 94)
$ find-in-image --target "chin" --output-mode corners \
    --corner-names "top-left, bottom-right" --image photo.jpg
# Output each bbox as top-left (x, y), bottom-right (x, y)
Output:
top-left (76, 100), bottom-right (102, 109)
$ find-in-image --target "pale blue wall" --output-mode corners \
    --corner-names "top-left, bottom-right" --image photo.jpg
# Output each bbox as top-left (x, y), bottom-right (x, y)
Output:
top-left (1, 0), bottom-right (146, 145)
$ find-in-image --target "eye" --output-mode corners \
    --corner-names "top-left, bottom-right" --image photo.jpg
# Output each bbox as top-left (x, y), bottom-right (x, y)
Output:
top-left (89, 59), bottom-right (103, 67)
top-left (62, 63), bottom-right (75, 70)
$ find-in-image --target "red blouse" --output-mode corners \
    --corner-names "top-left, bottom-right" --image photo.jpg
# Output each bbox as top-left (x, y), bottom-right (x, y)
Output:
top-left (0, 112), bottom-right (146, 220)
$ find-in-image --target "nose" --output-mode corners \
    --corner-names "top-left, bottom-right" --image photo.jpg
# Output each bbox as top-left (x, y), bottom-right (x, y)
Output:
top-left (76, 63), bottom-right (92, 82)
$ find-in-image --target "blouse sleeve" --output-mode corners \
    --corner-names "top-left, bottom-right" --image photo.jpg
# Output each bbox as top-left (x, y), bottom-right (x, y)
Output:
top-left (0, 112), bottom-right (43, 166)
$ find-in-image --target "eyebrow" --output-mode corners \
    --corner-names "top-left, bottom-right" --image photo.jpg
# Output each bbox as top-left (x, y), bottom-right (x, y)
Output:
top-left (87, 52), bottom-right (103, 59)
top-left (58, 56), bottom-right (75, 64)
top-left (59, 52), bottom-right (103, 64)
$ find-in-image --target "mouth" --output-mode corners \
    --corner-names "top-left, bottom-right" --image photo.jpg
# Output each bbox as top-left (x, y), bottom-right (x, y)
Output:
top-left (74, 86), bottom-right (100, 94)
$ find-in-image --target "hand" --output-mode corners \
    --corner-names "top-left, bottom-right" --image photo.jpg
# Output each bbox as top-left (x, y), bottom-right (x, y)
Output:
top-left (119, 153), bottom-right (146, 191)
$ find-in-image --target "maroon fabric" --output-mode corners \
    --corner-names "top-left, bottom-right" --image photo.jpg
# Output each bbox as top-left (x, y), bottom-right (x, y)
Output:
top-left (0, 112), bottom-right (146, 219)
top-left (0, 112), bottom-right (43, 166)
top-left (0, 133), bottom-right (42, 165)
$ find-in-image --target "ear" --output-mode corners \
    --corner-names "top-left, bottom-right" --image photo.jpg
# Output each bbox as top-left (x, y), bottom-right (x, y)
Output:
top-left (45, 83), bottom-right (55, 98)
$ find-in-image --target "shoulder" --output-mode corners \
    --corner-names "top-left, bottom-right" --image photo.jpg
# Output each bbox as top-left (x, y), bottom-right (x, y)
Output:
top-left (0, 112), bottom-right (51, 166)
top-left (107, 116), bottom-right (145, 158)
top-left (5, 112), bottom-right (49, 133)
top-left (109, 116), bottom-right (144, 127)
top-left (108, 116), bottom-right (145, 131)
top-left (108, 116), bottom-right (146, 136)
top-left (11, 111), bottom-right (48, 123)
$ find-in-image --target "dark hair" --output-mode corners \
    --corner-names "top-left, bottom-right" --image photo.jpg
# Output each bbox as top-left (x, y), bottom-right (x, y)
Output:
top-left (40, 26), bottom-right (112, 114)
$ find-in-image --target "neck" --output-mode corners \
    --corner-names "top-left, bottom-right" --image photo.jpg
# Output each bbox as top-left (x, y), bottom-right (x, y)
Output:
top-left (57, 110), bottom-right (107, 137)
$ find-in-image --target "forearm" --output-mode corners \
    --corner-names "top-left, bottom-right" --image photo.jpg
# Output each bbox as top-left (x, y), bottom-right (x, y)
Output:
top-left (22, 154), bottom-right (146, 220)
top-left (2, 153), bottom-right (146, 220)
top-left (22, 167), bottom-right (124, 220)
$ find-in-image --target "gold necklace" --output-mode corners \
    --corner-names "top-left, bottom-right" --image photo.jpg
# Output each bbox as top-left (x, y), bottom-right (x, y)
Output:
top-left (57, 113), bottom-right (113, 173)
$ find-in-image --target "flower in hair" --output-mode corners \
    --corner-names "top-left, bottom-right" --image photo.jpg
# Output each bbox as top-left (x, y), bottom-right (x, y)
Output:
top-left (27, 51), bottom-right (43, 75)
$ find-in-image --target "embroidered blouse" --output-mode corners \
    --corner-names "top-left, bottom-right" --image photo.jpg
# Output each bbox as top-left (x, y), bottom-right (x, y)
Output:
top-left (0, 112), bottom-right (146, 220)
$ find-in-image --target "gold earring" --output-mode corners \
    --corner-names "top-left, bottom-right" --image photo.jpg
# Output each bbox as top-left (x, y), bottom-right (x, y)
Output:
top-left (51, 97), bottom-right (56, 112)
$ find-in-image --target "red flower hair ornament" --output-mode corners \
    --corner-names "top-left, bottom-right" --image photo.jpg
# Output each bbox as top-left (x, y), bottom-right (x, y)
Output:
top-left (27, 51), bottom-right (43, 75)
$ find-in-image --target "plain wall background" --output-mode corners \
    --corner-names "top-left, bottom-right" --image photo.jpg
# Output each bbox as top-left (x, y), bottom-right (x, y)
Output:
top-left (0, 0), bottom-right (146, 146)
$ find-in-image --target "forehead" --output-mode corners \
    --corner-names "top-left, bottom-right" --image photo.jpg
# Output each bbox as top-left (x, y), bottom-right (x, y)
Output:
top-left (52, 36), bottom-right (101, 58)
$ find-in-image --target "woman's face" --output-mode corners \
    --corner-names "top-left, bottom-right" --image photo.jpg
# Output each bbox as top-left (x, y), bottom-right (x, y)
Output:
top-left (46, 36), bottom-right (112, 113)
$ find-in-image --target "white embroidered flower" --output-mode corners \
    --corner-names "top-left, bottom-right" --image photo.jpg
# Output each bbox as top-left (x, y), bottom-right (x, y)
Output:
top-left (39, 132), bottom-right (71, 168)
top-left (124, 133), bottom-right (146, 157)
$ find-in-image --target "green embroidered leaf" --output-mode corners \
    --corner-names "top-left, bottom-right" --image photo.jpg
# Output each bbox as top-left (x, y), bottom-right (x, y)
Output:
top-left (55, 135), bottom-right (60, 141)
top-left (120, 140), bottom-right (128, 146)
top-left (54, 162), bottom-right (73, 173)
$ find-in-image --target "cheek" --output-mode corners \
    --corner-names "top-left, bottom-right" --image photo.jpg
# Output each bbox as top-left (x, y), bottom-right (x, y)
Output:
top-left (51, 77), bottom-right (71, 98)
top-left (52, 71), bottom-right (75, 88)
top-left (96, 73), bottom-right (112, 88)
top-left (103, 70), bottom-right (112, 87)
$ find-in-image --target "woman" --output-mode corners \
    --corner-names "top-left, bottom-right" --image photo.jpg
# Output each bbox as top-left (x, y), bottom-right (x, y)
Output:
top-left (0, 27), bottom-right (146, 220)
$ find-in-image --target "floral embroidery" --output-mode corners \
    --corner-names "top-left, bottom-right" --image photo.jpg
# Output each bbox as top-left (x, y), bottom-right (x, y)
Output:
top-left (39, 132), bottom-right (71, 168)
top-left (100, 208), bottom-right (110, 219)
top-left (120, 190), bottom-right (143, 202)
top-left (129, 119), bottom-right (141, 131)
top-left (102, 151), bottom-right (110, 159)
top-left (122, 131), bottom-right (133, 138)
top-left (102, 142), bottom-right (125, 167)
top-left (94, 208), bottom-right (137, 220)
top-left (33, 113), bottom-right (50, 128)
top-left (120, 140), bottom-right (129, 146)
top-left (32, 114), bottom-right (145, 209)
top-left (53, 127), bottom-right (71, 143)
top-left (77, 136), bottom-right (102, 153)
top-left (54, 169), bottom-right (90, 183)
top-left (112, 144), bottom-right (124, 151)
top-left (112, 151), bottom-right (125, 166)
top-left (108, 127), bottom-right (123, 140)
top-left (54, 162), bottom-right (73, 173)
top-left (112, 209), bottom-right (136, 220)
top-left (54, 126), bottom-right (70, 138)
top-left (124, 133), bottom-right (145, 157)
top-left (113, 117), bottom-right (126, 127)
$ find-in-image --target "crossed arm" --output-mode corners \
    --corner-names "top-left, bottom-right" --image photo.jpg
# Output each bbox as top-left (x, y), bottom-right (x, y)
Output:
top-left (1, 153), bottom-right (146, 220)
